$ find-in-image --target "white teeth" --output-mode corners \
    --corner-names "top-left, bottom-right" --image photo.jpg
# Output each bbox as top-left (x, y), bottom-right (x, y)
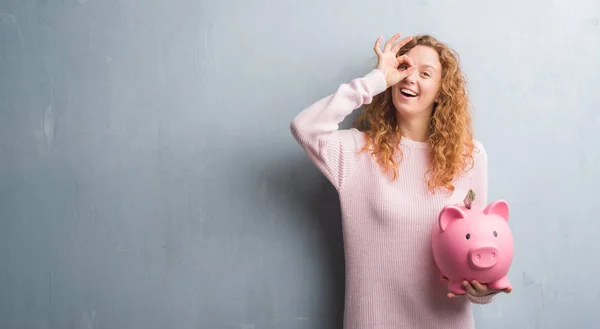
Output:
top-left (401, 89), bottom-right (417, 96)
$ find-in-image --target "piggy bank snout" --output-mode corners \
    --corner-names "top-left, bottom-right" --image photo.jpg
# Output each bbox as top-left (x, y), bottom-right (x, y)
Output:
top-left (468, 245), bottom-right (500, 269)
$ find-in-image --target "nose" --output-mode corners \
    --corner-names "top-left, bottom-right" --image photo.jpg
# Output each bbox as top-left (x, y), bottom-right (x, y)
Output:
top-left (468, 246), bottom-right (499, 269)
top-left (403, 69), bottom-right (417, 83)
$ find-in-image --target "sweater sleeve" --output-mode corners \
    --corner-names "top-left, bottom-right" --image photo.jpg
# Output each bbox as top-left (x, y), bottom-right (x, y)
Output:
top-left (467, 291), bottom-right (499, 305)
top-left (290, 69), bottom-right (388, 191)
top-left (466, 140), bottom-right (499, 305)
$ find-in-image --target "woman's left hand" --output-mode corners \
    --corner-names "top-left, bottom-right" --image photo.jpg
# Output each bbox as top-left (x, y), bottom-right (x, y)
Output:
top-left (447, 280), bottom-right (512, 298)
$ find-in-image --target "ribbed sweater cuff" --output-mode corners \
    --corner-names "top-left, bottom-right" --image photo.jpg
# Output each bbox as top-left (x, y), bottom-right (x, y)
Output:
top-left (362, 69), bottom-right (388, 97)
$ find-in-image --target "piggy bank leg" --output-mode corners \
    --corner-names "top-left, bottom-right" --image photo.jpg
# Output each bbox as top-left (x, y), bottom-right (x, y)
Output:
top-left (448, 280), bottom-right (467, 295)
top-left (486, 276), bottom-right (511, 291)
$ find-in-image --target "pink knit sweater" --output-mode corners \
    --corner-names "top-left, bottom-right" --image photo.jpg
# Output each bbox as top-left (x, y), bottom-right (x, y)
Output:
top-left (290, 69), bottom-right (498, 329)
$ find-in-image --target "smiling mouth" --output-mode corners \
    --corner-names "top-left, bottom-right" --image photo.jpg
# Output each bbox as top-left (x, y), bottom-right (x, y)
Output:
top-left (400, 88), bottom-right (418, 98)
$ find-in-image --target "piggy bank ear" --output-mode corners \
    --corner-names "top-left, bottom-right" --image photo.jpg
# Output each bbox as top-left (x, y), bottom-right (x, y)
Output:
top-left (483, 200), bottom-right (509, 222)
top-left (439, 205), bottom-right (466, 232)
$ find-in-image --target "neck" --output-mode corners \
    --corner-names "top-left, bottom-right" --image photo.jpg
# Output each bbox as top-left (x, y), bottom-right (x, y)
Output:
top-left (395, 112), bottom-right (432, 143)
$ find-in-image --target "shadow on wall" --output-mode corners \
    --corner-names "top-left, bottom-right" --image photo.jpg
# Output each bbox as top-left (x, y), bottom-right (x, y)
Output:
top-left (236, 69), bottom-right (370, 328)
top-left (258, 151), bottom-right (346, 329)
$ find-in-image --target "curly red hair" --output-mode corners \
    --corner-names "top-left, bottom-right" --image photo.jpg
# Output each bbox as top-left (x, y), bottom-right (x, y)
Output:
top-left (355, 35), bottom-right (475, 193)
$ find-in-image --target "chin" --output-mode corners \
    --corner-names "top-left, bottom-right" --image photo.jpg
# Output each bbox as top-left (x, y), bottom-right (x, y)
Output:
top-left (395, 106), bottom-right (420, 118)
top-left (392, 95), bottom-right (433, 119)
top-left (393, 102), bottom-right (434, 120)
top-left (392, 98), bottom-right (418, 115)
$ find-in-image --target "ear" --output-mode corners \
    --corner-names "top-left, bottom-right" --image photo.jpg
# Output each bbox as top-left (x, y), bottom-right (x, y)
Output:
top-left (483, 200), bottom-right (509, 222)
top-left (439, 205), bottom-right (466, 232)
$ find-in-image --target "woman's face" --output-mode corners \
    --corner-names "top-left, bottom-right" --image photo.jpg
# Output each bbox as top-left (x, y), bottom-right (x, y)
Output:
top-left (391, 45), bottom-right (443, 119)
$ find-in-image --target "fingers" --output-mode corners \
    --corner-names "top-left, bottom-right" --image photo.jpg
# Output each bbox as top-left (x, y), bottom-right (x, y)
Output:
top-left (374, 33), bottom-right (414, 57)
top-left (470, 280), bottom-right (515, 295)
top-left (448, 281), bottom-right (513, 298)
top-left (374, 36), bottom-right (383, 57)
top-left (447, 291), bottom-right (466, 298)
top-left (391, 35), bottom-right (414, 54)
top-left (397, 55), bottom-right (415, 68)
top-left (462, 281), bottom-right (479, 296)
top-left (471, 280), bottom-right (488, 293)
top-left (384, 32), bottom-right (402, 52)
top-left (397, 55), bottom-right (417, 78)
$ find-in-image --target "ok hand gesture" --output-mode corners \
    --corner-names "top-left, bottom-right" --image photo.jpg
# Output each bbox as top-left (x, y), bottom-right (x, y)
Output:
top-left (373, 33), bottom-right (417, 88)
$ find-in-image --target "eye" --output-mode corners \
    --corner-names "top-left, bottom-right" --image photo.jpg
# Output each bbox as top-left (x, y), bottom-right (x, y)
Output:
top-left (422, 72), bottom-right (431, 77)
top-left (493, 231), bottom-right (498, 237)
top-left (466, 233), bottom-right (471, 240)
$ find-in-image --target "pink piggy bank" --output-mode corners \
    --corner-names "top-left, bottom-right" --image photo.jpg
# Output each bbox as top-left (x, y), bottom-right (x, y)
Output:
top-left (431, 195), bottom-right (514, 295)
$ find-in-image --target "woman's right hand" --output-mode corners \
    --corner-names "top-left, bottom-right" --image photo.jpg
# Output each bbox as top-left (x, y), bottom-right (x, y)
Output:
top-left (374, 33), bottom-right (417, 88)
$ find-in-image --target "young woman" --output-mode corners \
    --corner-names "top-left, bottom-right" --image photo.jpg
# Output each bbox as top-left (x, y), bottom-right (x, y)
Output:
top-left (290, 33), bottom-right (511, 329)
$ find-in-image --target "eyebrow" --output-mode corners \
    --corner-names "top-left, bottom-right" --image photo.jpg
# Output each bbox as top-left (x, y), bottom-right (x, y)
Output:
top-left (420, 64), bottom-right (437, 72)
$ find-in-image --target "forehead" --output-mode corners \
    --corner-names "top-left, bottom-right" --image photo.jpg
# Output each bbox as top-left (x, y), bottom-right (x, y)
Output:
top-left (404, 45), bottom-right (441, 70)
